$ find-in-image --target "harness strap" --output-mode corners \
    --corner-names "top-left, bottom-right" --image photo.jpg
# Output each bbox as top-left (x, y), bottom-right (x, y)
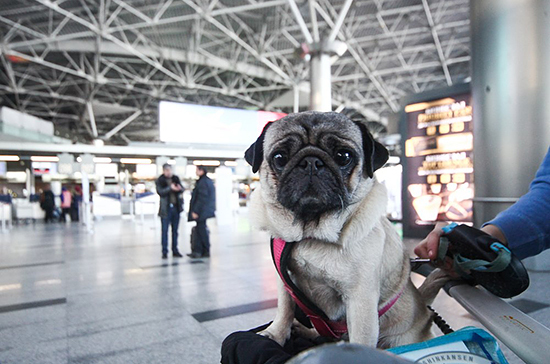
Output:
top-left (271, 238), bottom-right (348, 338)
top-left (271, 238), bottom-right (403, 339)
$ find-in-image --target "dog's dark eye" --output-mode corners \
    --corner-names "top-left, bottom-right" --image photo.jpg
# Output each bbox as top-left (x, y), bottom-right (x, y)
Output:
top-left (335, 150), bottom-right (353, 167)
top-left (272, 153), bottom-right (288, 169)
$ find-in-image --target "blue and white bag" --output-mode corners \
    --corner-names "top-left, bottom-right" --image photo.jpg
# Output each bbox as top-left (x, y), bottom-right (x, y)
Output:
top-left (387, 327), bottom-right (508, 364)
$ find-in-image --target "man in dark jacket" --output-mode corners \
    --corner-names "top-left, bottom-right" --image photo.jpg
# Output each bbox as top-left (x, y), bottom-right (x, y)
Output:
top-left (188, 165), bottom-right (216, 258)
top-left (156, 164), bottom-right (184, 259)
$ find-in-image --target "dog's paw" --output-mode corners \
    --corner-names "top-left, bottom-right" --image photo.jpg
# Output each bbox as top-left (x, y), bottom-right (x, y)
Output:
top-left (258, 328), bottom-right (289, 346)
top-left (291, 320), bottom-right (319, 340)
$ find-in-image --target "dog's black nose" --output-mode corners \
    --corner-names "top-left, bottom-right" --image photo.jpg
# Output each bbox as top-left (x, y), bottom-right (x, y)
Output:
top-left (299, 156), bottom-right (324, 173)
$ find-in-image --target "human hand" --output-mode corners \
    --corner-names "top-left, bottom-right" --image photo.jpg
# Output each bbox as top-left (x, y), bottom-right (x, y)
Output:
top-left (414, 223), bottom-right (508, 261)
top-left (192, 212), bottom-right (199, 220)
top-left (413, 222), bottom-right (458, 275)
top-left (171, 183), bottom-right (181, 192)
top-left (414, 222), bottom-right (448, 260)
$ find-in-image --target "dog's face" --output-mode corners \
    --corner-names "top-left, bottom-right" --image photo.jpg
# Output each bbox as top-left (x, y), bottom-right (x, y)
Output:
top-left (245, 112), bottom-right (389, 226)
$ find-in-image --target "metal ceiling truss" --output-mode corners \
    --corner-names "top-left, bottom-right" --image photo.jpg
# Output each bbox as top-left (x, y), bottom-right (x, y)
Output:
top-left (0, 0), bottom-right (470, 143)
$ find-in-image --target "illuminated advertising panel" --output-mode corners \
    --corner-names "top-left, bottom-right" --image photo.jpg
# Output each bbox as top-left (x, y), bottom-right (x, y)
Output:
top-left (403, 92), bottom-right (473, 236)
top-left (159, 101), bottom-right (286, 146)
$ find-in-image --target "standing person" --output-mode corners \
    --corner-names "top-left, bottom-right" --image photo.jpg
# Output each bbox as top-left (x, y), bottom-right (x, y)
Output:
top-left (156, 163), bottom-right (185, 259)
top-left (71, 185), bottom-right (82, 222)
top-left (40, 184), bottom-right (55, 223)
top-left (60, 186), bottom-right (72, 222)
top-left (188, 165), bottom-right (216, 258)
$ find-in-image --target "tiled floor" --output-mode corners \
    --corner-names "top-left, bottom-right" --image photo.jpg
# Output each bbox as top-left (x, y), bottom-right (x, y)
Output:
top-left (1, 210), bottom-right (548, 363)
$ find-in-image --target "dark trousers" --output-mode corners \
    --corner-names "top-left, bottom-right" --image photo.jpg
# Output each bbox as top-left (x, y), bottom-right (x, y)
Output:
top-left (194, 219), bottom-right (210, 255)
top-left (45, 208), bottom-right (54, 223)
top-left (161, 206), bottom-right (180, 255)
top-left (60, 208), bottom-right (70, 222)
top-left (70, 205), bottom-right (79, 222)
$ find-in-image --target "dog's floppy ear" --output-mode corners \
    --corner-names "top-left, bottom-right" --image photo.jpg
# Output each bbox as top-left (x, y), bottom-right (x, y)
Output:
top-left (353, 121), bottom-right (389, 178)
top-left (245, 122), bottom-right (273, 173)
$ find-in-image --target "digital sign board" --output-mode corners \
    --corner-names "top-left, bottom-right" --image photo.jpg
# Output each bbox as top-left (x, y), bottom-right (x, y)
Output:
top-left (159, 101), bottom-right (286, 146)
top-left (403, 93), bottom-right (474, 236)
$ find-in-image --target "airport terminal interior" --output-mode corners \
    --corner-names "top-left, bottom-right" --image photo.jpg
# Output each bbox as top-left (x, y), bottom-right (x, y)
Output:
top-left (0, 0), bottom-right (549, 363)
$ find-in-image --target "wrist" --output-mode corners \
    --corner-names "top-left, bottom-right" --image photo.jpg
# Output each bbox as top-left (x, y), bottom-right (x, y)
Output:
top-left (481, 224), bottom-right (508, 245)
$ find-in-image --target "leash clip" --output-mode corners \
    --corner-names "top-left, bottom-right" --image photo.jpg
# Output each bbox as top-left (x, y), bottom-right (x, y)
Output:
top-left (410, 258), bottom-right (432, 271)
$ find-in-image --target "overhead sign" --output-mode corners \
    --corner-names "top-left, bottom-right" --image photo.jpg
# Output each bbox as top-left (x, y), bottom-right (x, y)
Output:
top-left (404, 94), bottom-right (474, 231)
top-left (57, 153), bottom-right (74, 175)
top-left (174, 157), bottom-right (187, 177)
top-left (80, 154), bottom-right (95, 175)
top-left (32, 162), bottom-right (57, 175)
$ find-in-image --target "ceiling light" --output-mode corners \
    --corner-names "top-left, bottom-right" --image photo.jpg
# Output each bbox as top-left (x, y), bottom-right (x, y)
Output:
top-left (31, 156), bottom-right (59, 162)
top-left (193, 160), bottom-right (221, 166)
top-left (224, 161), bottom-right (238, 167)
top-left (120, 158), bottom-right (152, 164)
top-left (93, 157), bottom-right (112, 164)
top-left (0, 155), bottom-right (20, 161)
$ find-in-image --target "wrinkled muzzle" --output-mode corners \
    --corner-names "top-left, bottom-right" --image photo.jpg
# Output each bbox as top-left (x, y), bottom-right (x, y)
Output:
top-left (276, 149), bottom-right (348, 223)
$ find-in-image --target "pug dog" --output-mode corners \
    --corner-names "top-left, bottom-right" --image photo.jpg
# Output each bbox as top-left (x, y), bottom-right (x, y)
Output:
top-left (244, 111), bottom-right (447, 349)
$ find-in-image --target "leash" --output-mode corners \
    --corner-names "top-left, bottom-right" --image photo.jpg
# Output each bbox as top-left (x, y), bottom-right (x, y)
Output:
top-left (427, 305), bottom-right (454, 335)
top-left (410, 260), bottom-right (454, 336)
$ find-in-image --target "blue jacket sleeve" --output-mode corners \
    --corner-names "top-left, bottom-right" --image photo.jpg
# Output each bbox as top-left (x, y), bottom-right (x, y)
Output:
top-left (484, 147), bottom-right (550, 259)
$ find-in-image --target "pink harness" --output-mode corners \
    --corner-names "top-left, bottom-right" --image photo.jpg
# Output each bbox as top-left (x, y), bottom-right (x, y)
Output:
top-left (271, 238), bottom-right (403, 339)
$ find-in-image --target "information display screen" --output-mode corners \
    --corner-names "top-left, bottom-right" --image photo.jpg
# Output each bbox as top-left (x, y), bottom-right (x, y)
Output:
top-left (404, 94), bottom-right (474, 228)
top-left (159, 101), bottom-right (286, 146)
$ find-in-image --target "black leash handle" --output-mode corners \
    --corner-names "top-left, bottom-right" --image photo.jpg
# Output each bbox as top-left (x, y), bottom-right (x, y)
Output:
top-left (427, 305), bottom-right (454, 335)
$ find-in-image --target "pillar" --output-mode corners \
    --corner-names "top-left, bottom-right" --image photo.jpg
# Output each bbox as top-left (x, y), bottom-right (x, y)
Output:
top-left (214, 166), bottom-right (233, 226)
top-left (309, 52), bottom-right (332, 111)
top-left (308, 40), bottom-right (347, 111)
top-left (470, 0), bottom-right (550, 226)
